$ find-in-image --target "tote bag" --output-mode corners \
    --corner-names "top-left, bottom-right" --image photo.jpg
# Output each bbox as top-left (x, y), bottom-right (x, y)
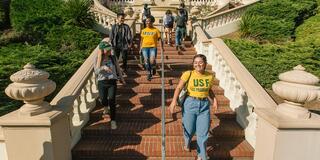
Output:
top-left (177, 71), bottom-right (192, 106)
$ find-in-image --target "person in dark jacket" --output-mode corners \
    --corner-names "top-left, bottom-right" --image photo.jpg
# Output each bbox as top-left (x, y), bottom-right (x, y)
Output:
top-left (110, 13), bottom-right (133, 73)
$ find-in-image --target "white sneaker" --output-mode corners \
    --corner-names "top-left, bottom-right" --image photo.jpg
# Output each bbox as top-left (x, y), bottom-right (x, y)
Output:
top-left (111, 120), bottom-right (117, 130)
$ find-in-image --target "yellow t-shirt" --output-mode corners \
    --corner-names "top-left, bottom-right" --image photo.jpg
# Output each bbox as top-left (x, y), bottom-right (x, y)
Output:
top-left (181, 70), bottom-right (214, 98)
top-left (141, 27), bottom-right (161, 48)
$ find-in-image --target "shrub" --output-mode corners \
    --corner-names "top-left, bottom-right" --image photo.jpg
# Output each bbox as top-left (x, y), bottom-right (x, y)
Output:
top-left (240, 0), bottom-right (318, 43)
top-left (224, 39), bottom-right (320, 88)
top-left (240, 15), bottom-right (294, 43)
top-left (45, 25), bottom-right (100, 51)
top-left (295, 14), bottom-right (320, 47)
top-left (10, 0), bottom-right (64, 41)
top-left (62, 0), bottom-right (96, 28)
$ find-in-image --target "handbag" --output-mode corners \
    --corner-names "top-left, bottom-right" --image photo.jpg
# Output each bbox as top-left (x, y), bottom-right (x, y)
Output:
top-left (177, 71), bottom-right (192, 106)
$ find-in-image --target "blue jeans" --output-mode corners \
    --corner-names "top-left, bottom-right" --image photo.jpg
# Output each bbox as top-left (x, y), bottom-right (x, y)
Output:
top-left (142, 47), bottom-right (157, 73)
top-left (182, 96), bottom-right (210, 160)
top-left (175, 27), bottom-right (186, 46)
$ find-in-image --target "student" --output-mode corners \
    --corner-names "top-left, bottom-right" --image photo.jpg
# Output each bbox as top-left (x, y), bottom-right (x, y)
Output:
top-left (175, 9), bottom-right (187, 51)
top-left (169, 54), bottom-right (218, 160)
top-left (110, 13), bottom-right (133, 73)
top-left (140, 16), bottom-right (164, 81)
top-left (94, 41), bottom-right (126, 130)
top-left (163, 10), bottom-right (174, 45)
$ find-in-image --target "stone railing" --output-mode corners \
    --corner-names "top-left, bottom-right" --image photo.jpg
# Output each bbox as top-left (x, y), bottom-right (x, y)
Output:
top-left (50, 47), bottom-right (101, 148)
top-left (192, 23), bottom-right (277, 147)
top-left (188, 0), bottom-right (217, 6)
top-left (100, 0), bottom-right (134, 9)
top-left (195, 1), bottom-right (258, 37)
top-left (91, 0), bottom-right (117, 34)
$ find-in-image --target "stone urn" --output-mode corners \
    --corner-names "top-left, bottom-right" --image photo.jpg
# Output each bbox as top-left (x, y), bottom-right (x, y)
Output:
top-left (124, 6), bottom-right (134, 18)
top-left (191, 6), bottom-right (200, 17)
top-left (272, 65), bottom-right (320, 119)
top-left (5, 63), bottom-right (56, 116)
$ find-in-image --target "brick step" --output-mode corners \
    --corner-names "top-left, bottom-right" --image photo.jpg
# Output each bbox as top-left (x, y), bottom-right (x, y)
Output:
top-left (83, 118), bottom-right (244, 138)
top-left (123, 76), bottom-right (219, 85)
top-left (128, 59), bottom-right (194, 64)
top-left (131, 46), bottom-right (195, 52)
top-left (114, 94), bottom-right (229, 106)
top-left (123, 70), bottom-right (214, 77)
top-left (117, 84), bottom-right (224, 95)
top-left (129, 50), bottom-right (196, 55)
top-left (125, 63), bottom-right (212, 71)
top-left (90, 103), bottom-right (235, 121)
top-left (128, 54), bottom-right (196, 60)
top-left (72, 136), bottom-right (253, 159)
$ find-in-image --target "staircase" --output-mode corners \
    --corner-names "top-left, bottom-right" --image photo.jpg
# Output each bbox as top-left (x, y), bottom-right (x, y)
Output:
top-left (72, 36), bottom-right (254, 160)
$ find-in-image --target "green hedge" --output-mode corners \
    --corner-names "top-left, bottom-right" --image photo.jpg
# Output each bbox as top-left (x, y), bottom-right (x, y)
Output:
top-left (0, 0), bottom-right (101, 116)
top-left (224, 39), bottom-right (319, 88)
top-left (10, 0), bottom-right (64, 40)
top-left (240, 0), bottom-right (318, 43)
top-left (295, 14), bottom-right (320, 47)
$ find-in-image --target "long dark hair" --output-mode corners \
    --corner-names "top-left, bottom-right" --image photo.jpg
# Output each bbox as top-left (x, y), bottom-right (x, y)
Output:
top-left (192, 54), bottom-right (207, 70)
top-left (192, 54), bottom-right (207, 64)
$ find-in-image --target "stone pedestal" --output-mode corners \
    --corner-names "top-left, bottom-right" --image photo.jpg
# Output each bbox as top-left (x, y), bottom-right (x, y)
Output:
top-left (0, 112), bottom-right (71, 160)
top-left (254, 108), bottom-right (320, 160)
top-left (254, 65), bottom-right (320, 160)
top-left (0, 64), bottom-right (71, 160)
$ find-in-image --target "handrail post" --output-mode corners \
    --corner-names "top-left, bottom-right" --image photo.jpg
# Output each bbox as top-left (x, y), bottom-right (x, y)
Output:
top-left (160, 24), bottom-right (166, 160)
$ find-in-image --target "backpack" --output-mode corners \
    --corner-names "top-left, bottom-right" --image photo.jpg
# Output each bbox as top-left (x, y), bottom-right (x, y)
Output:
top-left (164, 15), bottom-right (174, 26)
top-left (176, 15), bottom-right (186, 27)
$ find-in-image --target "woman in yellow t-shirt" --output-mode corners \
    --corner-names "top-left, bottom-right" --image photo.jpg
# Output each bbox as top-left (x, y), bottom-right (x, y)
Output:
top-left (140, 16), bottom-right (164, 81)
top-left (169, 54), bottom-right (218, 160)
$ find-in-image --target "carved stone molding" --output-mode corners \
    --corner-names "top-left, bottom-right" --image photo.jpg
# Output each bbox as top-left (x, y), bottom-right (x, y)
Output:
top-left (5, 63), bottom-right (56, 116)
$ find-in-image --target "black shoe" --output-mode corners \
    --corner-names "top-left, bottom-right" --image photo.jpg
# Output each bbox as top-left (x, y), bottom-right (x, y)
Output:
top-left (176, 46), bottom-right (179, 51)
top-left (152, 68), bottom-right (156, 75)
top-left (147, 74), bottom-right (152, 81)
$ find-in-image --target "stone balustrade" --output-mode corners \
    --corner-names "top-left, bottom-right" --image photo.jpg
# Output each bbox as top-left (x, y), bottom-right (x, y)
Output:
top-left (192, 23), bottom-right (277, 147)
top-left (91, 0), bottom-right (117, 34)
top-left (188, 0), bottom-right (217, 6)
top-left (196, 1), bottom-right (258, 37)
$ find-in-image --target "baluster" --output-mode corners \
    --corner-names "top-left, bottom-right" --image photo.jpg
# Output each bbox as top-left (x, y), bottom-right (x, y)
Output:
top-left (73, 96), bottom-right (83, 124)
top-left (102, 15), bottom-right (107, 27)
top-left (80, 86), bottom-right (90, 113)
top-left (224, 66), bottom-right (231, 97)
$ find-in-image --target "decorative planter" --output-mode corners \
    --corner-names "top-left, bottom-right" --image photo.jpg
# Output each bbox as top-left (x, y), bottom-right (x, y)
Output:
top-left (5, 63), bottom-right (56, 116)
top-left (272, 65), bottom-right (320, 119)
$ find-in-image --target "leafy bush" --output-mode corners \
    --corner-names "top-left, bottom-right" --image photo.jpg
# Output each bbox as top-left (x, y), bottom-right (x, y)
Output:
top-left (62, 0), bottom-right (95, 28)
top-left (10, 0), bottom-right (64, 41)
top-left (240, 0), bottom-right (318, 43)
top-left (0, 0), bottom-right (101, 116)
top-left (240, 15), bottom-right (294, 43)
top-left (45, 25), bottom-right (100, 51)
top-left (224, 39), bottom-right (320, 88)
top-left (295, 14), bottom-right (320, 47)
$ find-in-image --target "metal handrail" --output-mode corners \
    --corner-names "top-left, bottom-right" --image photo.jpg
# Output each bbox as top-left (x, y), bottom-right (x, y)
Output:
top-left (159, 24), bottom-right (166, 160)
